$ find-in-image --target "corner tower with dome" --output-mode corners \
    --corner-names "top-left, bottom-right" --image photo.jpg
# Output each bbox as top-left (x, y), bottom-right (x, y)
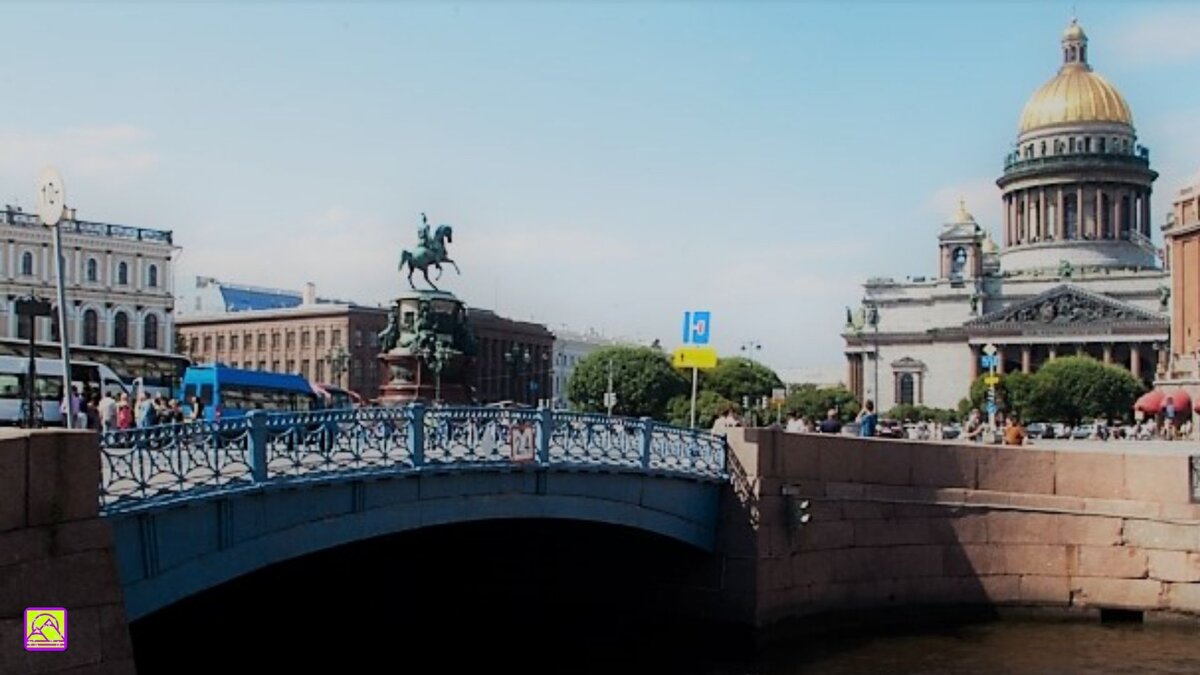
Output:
top-left (843, 18), bottom-right (1169, 414)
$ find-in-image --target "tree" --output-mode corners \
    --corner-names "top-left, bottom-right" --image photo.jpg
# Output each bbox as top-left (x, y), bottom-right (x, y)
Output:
top-left (567, 346), bottom-right (688, 420)
top-left (700, 357), bottom-right (783, 406)
top-left (665, 390), bottom-right (736, 430)
top-left (967, 371), bottom-right (1037, 419)
top-left (784, 383), bottom-right (859, 422)
top-left (1030, 356), bottom-right (1144, 425)
top-left (887, 404), bottom-right (958, 424)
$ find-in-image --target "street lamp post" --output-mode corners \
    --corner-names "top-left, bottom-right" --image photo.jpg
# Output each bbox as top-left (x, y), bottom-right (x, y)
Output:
top-left (326, 346), bottom-right (350, 388)
top-left (866, 304), bottom-right (880, 407)
top-left (503, 346), bottom-right (548, 405)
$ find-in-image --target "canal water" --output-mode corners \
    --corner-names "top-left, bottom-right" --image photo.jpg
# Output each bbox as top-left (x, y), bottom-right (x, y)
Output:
top-left (128, 519), bottom-right (1200, 673)
top-left (720, 620), bottom-right (1200, 675)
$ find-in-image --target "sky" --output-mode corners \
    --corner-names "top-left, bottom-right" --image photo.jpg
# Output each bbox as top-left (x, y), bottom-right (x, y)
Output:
top-left (1, 1), bottom-right (1198, 380)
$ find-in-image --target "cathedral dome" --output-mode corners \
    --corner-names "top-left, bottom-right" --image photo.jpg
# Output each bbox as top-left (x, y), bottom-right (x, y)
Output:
top-left (1018, 19), bottom-right (1133, 135)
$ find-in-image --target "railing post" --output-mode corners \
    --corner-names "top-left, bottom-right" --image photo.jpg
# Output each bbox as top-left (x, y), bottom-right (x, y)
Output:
top-left (639, 417), bottom-right (654, 470)
top-left (537, 408), bottom-right (553, 466)
top-left (248, 411), bottom-right (267, 483)
top-left (409, 403), bottom-right (426, 468)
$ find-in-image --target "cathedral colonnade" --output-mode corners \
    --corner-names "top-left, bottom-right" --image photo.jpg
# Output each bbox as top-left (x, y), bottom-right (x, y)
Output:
top-left (1002, 184), bottom-right (1153, 246)
top-left (967, 340), bottom-right (1158, 381)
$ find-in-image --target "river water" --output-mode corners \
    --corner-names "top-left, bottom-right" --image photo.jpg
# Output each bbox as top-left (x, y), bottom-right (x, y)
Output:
top-left (704, 620), bottom-right (1200, 675)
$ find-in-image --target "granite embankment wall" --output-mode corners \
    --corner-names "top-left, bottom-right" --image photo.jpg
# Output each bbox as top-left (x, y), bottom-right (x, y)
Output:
top-left (0, 430), bottom-right (135, 674)
top-left (718, 429), bottom-right (1200, 628)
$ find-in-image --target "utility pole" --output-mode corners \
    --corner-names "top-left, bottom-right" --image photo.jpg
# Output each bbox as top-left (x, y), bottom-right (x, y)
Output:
top-left (604, 358), bottom-right (616, 415)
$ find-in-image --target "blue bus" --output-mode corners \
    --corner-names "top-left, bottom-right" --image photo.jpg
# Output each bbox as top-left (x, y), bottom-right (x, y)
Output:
top-left (180, 365), bottom-right (320, 422)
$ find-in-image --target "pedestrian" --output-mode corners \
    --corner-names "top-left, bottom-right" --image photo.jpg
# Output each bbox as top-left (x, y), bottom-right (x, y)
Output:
top-left (856, 400), bottom-right (878, 437)
top-left (116, 393), bottom-right (134, 430)
top-left (189, 394), bottom-right (206, 422)
top-left (85, 394), bottom-right (101, 431)
top-left (963, 408), bottom-right (985, 443)
top-left (1004, 414), bottom-right (1029, 446)
top-left (818, 408), bottom-right (843, 434)
top-left (168, 399), bottom-right (184, 424)
top-left (785, 411), bottom-right (805, 433)
top-left (135, 391), bottom-right (157, 428)
top-left (710, 406), bottom-right (740, 438)
top-left (98, 389), bottom-right (117, 432)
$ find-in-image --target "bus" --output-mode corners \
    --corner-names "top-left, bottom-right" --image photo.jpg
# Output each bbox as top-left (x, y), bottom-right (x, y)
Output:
top-left (0, 355), bottom-right (130, 426)
top-left (180, 365), bottom-right (321, 422)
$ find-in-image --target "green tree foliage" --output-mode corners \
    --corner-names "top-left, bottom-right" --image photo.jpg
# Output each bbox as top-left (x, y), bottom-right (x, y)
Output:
top-left (567, 346), bottom-right (688, 420)
top-left (886, 404), bottom-right (958, 424)
top-left (665, 390), bottom-right (737, 429)
top-left (700, 357), bottom-right (783, 406)
top-left (966, 357), bottom-right (1143, 424)
top-left (784, 384), bottom-right (860, 422)
top-left (1031, 356), bottom-right (1144, 425)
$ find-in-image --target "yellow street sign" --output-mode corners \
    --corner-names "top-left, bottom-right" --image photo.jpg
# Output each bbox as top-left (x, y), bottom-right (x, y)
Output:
top-left (984, 375), bottom-right (1000, 386)
top-left (673, 346), bottom-right (718, 370)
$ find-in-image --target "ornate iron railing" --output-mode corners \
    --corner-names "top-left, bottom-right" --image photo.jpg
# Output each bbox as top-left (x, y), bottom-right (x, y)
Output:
top-left (98, 405), bottom-right (727, 512)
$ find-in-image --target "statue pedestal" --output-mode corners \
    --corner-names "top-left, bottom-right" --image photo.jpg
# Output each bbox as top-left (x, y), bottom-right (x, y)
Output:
top-left (376, 289), bottom-right (477, 406)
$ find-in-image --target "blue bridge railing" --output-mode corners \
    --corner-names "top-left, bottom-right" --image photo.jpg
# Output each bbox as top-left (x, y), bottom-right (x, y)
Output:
top-left (98, 405), bottom-right (728, 513)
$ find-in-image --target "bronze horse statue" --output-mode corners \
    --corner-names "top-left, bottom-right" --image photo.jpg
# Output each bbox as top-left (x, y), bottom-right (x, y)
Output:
top-left (399, 224), bottom-right (461, 291)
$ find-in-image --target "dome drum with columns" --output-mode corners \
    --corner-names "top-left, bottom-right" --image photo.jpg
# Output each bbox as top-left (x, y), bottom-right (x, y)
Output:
top-left (997, 18), bottom-right (1158, 273)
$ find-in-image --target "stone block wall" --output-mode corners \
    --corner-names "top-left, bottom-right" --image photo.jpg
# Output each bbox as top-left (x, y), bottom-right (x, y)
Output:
top-left (722, 428), bottom-right (1200, 627)
top-left (0, 430), bottom-right (136, 674)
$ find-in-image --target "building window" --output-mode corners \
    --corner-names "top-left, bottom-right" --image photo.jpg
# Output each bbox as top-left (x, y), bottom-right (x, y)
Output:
top-left (216, 335), bottom-right (225, 351)
top-left (114, 312), bottom-right (129, 348)
top-left (190, 336), bottom-right (199, 354)
top-left (257, 334), bottom-right (266, 351)
top-left (144, 314), bottom-right (159, 350)
top-left (331, 330), bottom-right (342, 346)
top-left (230, 334), bottom-right (239, 350)
top-left (301, 359), bottom-right (310, 378)
top-left (951, 246), bottom-right (967, 276)
top-left (271, 334), bottom-right (280, 349)
top-left (83, 310), bottom-right (99, 346)
top-left (117, 262), bottom-right (129, 286)
top-left (50, 311), bottom-right (59, 342)
top-left (86, 258), bottom-right (98, 282)
top-left (17, 315), bottom-right (31, 340)
top-left (20, 252), bottom-right (33, 277)
top-left (354, 330), bottom-right (363, 347)
top-left (271, 360), bottom-right (280, 372)
top-left (899, 373), bottom-right (915, 406)
top-left (203, 336), bottom-right (213, 352)
top-left (286, 359), bottom-right (296, 373)
top-left (258, 361), bottom-right (266, 371)
top-left (301, 330), bottom-right (310, 348)
top-left (316, 330), bottom-right (326, 347)
top-left (286, 331), bottom-right (295, 349)
top-left (148, 264), bottom-right (159, 288)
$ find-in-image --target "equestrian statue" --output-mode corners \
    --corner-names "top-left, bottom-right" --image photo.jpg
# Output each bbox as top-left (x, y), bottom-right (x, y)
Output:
top-left (398, 213), bottom-right (461, 291)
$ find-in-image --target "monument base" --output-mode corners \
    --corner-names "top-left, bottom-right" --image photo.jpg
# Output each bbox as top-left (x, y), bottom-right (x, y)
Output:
top-left (376, 351), bottom-right (474, 406)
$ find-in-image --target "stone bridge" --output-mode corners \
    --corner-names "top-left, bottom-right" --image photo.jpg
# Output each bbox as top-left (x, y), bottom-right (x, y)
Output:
top-left (6, 414), bottom-right (1200, 673)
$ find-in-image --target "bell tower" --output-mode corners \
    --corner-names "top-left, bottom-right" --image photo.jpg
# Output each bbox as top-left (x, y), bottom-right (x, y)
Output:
top-left (938, 199), bottom-right (985, 283)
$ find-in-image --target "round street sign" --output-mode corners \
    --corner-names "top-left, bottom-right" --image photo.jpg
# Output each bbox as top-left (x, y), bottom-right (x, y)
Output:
top-left (36, 167), bottom-right (65, 227)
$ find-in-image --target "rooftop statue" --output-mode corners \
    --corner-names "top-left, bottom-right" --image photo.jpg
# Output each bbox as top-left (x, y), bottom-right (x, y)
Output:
top-left (399, 213), bottom-right (461, 291)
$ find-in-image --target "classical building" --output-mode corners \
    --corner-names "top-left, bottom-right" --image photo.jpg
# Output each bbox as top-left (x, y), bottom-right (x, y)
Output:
top-left (0, 204), bottom-right (183, 389)
top-left (178, 295), bottom-right (389, 395)
top-left (843, 18), bottom-right (1170, 412)
top-left (550, 328), bottom-right (634, 409)
top-left (469, 308), bottom-right (554, 406)
top-left (1155, 178), bottom-right (1200, 407)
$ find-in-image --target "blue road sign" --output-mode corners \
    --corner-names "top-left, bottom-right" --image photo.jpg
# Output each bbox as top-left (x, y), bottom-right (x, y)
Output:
top-left (980, 355), bottom-right (996, 369)
top-left (682, 311), bottom-right (711, 345)
top-left (986, 401), bottom-right (997, 415)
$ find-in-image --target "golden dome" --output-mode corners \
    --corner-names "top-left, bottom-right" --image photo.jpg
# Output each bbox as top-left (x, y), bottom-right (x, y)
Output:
top-left (1017, 19), bottom-right (1133, 134)
top-left (953, 198), bottom-right (975, 224)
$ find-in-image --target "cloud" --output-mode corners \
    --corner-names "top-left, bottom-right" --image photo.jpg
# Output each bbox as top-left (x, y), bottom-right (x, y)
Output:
top-left (0, 125), bottom-right (158, 186)
top-left (1112, 7), bottom-right (1200, 67)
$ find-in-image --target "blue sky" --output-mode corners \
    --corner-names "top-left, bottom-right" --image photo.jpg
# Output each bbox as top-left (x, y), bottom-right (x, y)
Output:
top-left (2, 2), bottom-right (1198, 379)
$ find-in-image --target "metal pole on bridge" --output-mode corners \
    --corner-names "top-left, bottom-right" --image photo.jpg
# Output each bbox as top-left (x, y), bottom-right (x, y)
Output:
top-left (36, 168), bottom-right (74, 429)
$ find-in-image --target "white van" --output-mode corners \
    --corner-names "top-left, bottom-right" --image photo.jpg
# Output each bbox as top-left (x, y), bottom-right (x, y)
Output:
top-left (0, 355), bottom-right (130, 426)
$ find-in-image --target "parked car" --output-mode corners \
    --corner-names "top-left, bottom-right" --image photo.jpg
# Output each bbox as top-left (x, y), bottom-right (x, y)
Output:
top-left (876, 419), bottom-right (904, 438)
top-left (1026, 422), bottom-right (1049, 439)
top-left (1071, 424), bottom-right (1096, 440)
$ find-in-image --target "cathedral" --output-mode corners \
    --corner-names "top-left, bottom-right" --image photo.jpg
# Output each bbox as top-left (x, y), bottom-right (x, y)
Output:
top-left (843, 18), bottom-right (1170, 412)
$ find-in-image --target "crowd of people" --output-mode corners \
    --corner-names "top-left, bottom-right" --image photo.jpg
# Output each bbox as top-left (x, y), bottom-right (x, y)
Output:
top-left (61, 386), bottom-right (204, 432)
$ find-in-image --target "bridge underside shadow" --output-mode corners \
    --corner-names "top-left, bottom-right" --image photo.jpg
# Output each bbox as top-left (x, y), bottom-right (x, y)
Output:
top-left (129, 518), bottom-right (742, 673)
top-left (109, 468), bottom-right (721, 623)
